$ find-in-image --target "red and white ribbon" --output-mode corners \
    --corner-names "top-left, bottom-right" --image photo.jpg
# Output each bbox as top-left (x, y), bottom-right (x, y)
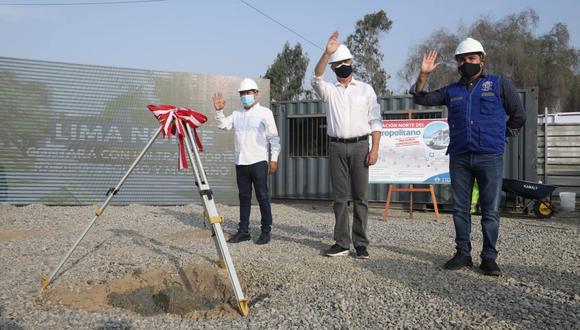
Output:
top-left (147, 104), bottom-right (208, 170)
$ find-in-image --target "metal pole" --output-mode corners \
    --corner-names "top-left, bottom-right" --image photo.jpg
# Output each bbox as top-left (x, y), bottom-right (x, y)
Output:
top-left (41, 126), bottom-right (163, 289)
top-left (544, 107), bottom-right (548, 184)
top-left (184, 125), bottom-right (219, 240)
top-left (183, 123), bottom-right (249, 316)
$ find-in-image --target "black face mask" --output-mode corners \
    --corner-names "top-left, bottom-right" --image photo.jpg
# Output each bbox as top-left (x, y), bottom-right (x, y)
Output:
top-left (334, 64), bottom-right (353, 79)
top-left (458, 62), bottom-right (481, 79)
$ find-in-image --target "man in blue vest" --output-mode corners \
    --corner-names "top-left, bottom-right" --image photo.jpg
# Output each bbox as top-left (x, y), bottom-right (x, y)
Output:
top-left (411, 38), bottom-right (526, 276)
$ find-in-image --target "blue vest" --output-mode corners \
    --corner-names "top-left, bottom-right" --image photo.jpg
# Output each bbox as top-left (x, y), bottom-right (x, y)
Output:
top-left (444, 75), bottom-right (506, 156)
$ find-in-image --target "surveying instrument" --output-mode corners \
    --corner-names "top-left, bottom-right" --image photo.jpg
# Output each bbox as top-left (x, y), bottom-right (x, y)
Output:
top-left (40, 105), bottom-right (250, 316)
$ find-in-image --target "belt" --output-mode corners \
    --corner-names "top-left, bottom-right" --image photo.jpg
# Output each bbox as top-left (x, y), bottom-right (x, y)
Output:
top-left (328, 135), bottom-right (369, 143)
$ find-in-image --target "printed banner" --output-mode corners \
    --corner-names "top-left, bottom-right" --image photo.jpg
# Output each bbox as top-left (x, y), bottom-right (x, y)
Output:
top-left (0, 56), bottom-right (269, 205)
top-left (369, 119), bottom-right (450, 184)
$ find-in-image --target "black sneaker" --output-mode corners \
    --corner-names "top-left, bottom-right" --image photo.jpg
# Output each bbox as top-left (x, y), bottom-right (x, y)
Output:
top-left (355, 246), bottom-right (369, 259)
top-left (325, 244), bottom-right (349, 257)
top-left (480, 258), bottom-right (502, 276)
top-left (443, 251), bottom-right (473, 270)
top-left (255, 232), bottom-right (270, 245)
top-left (227, 232), bottom-right (251, 243)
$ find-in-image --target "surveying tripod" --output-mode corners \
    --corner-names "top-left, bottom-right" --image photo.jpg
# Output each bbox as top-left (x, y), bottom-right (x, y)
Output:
top-left (41, 109), bottom-right (250, 316)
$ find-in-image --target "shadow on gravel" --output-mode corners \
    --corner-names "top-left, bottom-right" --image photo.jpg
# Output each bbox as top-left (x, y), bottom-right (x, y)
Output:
top-left (94, 319), bottom-right (132, 330)
top-left (59, 237), bottom-right (113, 277)
top-left (271, 201), bottom-right (334, 215)
top-left (0, 305), bottom-right (23, 330)
top-left (109, 229), bottom-right (214, 290)
top-left (247, 293), bottom-right (270, 307)
top-left (361, 244), bottom-right (578, 327)
top-left (0, 320), bottom-right (23, 330)
top-left (158, 208), bottom-right (239, 232)
top-left (156, 208), bottom-right (206, 229)
top-left (110, 228), bottom-right (201, 255)
top-left (270, 222), bottom-right (330, 252)
top-left (374, 244), bottom-right (450, 265)
top-left (500, 264), bottom-right (580, 298)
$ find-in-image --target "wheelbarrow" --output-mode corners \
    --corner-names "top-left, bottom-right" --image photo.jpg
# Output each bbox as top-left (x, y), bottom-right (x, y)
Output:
top-left (502, 178), bottom-right (558, 218)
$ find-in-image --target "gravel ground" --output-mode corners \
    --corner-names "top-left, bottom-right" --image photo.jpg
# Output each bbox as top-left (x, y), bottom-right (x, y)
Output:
top-left (0, 202), bottom-right (578, 329)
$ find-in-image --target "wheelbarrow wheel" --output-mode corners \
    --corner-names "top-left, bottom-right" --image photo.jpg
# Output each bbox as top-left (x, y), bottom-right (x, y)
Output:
top-left (533, 200), bottom-right (553, 219)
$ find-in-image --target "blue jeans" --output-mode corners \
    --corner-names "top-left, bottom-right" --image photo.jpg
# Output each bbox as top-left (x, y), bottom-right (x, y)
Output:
top-left (235, 161), bottom-right (272, 234)
top-left (449, 152), bottom-right (503, 259)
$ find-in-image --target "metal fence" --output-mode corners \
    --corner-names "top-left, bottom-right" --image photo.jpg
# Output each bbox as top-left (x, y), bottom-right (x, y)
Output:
top-left (271, 88), bottom-right (539, 208)
top-left (537, 117), bottom-right (580, 200)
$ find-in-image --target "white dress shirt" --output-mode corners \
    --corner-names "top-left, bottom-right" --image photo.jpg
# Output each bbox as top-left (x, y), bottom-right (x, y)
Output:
top-left (215, 102), bottom-right (281, 165)
top-left (311, 76), bottom-right (382, 138)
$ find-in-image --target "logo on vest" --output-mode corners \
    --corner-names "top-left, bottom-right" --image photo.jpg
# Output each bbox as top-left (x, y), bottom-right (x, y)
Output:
top-left (481, 81), bottom-right (493, 92)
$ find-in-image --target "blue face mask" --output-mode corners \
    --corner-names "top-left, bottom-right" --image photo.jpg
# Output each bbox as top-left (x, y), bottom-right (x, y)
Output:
top-left (241, 95), bottom-right (255, 108)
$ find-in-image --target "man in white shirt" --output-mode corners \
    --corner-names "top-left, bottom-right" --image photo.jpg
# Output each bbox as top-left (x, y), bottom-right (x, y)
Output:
top-left (312, 32), bottom-right (382, 259)
top-left (213, 78), bottom-right (281, 245)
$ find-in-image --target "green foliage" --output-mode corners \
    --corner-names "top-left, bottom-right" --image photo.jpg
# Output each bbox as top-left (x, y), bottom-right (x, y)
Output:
top-left (264, 42), bottom-right (309, 101)
top-left (398, 29), bottom-right (460, 93)
top-left (345, 10), bottom-right (393, 96)
top-left (400, 8), bottom-right (579, 112)
top-left (0, 70), bottom-right (53, 157)
top-left (102, 85), bottom-right (149, 125)
top-left (566, 74), bottom-right (580, 112)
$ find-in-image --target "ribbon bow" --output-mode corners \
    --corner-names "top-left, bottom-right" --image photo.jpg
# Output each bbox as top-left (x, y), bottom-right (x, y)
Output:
top-left (147, 104), bottom-right (208, 169)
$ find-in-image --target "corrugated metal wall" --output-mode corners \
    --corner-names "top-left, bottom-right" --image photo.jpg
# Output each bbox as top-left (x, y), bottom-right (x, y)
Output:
top-left (537, 122), bottom-right (580, 199)
top-left (0, 57), bottom-right (269, 205)
top-left (271, 88), bottom-right (539, 207)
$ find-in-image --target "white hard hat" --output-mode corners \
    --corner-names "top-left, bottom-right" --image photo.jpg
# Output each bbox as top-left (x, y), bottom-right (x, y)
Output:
top-left (238, 78), bottom-right (259, 92)
top-left (328, 44), bottom-right (353, 63)
top-left (454, 37), bottom-right (486, 57)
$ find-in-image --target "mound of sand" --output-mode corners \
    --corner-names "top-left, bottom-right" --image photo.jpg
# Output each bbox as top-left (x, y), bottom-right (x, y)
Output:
top-left (37, 262), bottom-right (240, 320)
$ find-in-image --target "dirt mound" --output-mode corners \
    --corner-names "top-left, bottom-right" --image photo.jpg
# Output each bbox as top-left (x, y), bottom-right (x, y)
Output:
top-left (38, 263), bottom-right (240, 320)
top-left (160, 229), bottom-right (211, 244)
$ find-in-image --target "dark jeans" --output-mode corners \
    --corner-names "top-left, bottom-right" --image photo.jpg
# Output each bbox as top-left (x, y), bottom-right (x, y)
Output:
top-left (329, 139), bottom-right (370, 248)
top-left (450, 152), bottom-right (503, 259)
top-left (235, 161), bottom-right (272, 234)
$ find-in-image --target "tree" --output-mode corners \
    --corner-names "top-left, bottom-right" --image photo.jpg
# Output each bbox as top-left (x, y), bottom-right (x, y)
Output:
top-left (264, 42), bottom-right (309, 102)
top-left (0, 70), bottom-right (52, 157)
top-left (345, 10), bottom-right (393, 96)
top-left (566, 74), bottom-right (580, 112)
top-left (398, 29), bottom-right (460, 93)
top-left (399, 9), bottom-right (579, 112)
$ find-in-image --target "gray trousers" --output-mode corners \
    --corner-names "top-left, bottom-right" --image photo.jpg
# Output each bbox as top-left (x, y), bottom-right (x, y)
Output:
top-left (329, 140), bottom-right (369, 248)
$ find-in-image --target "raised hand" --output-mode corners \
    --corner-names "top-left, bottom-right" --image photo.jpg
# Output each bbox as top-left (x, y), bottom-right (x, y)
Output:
top-left (213, 91), bottom-right (225, 111)
top-left (326, 31), bottom-right (340, 55)
top-left (420, 50), bottom-right (441, 74)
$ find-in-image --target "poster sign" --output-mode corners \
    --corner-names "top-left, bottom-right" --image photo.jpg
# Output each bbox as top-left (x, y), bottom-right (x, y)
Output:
top-left (369, 119), bottom-right (450, 184)
top-left (0, 56), bottom-right (269, 205)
